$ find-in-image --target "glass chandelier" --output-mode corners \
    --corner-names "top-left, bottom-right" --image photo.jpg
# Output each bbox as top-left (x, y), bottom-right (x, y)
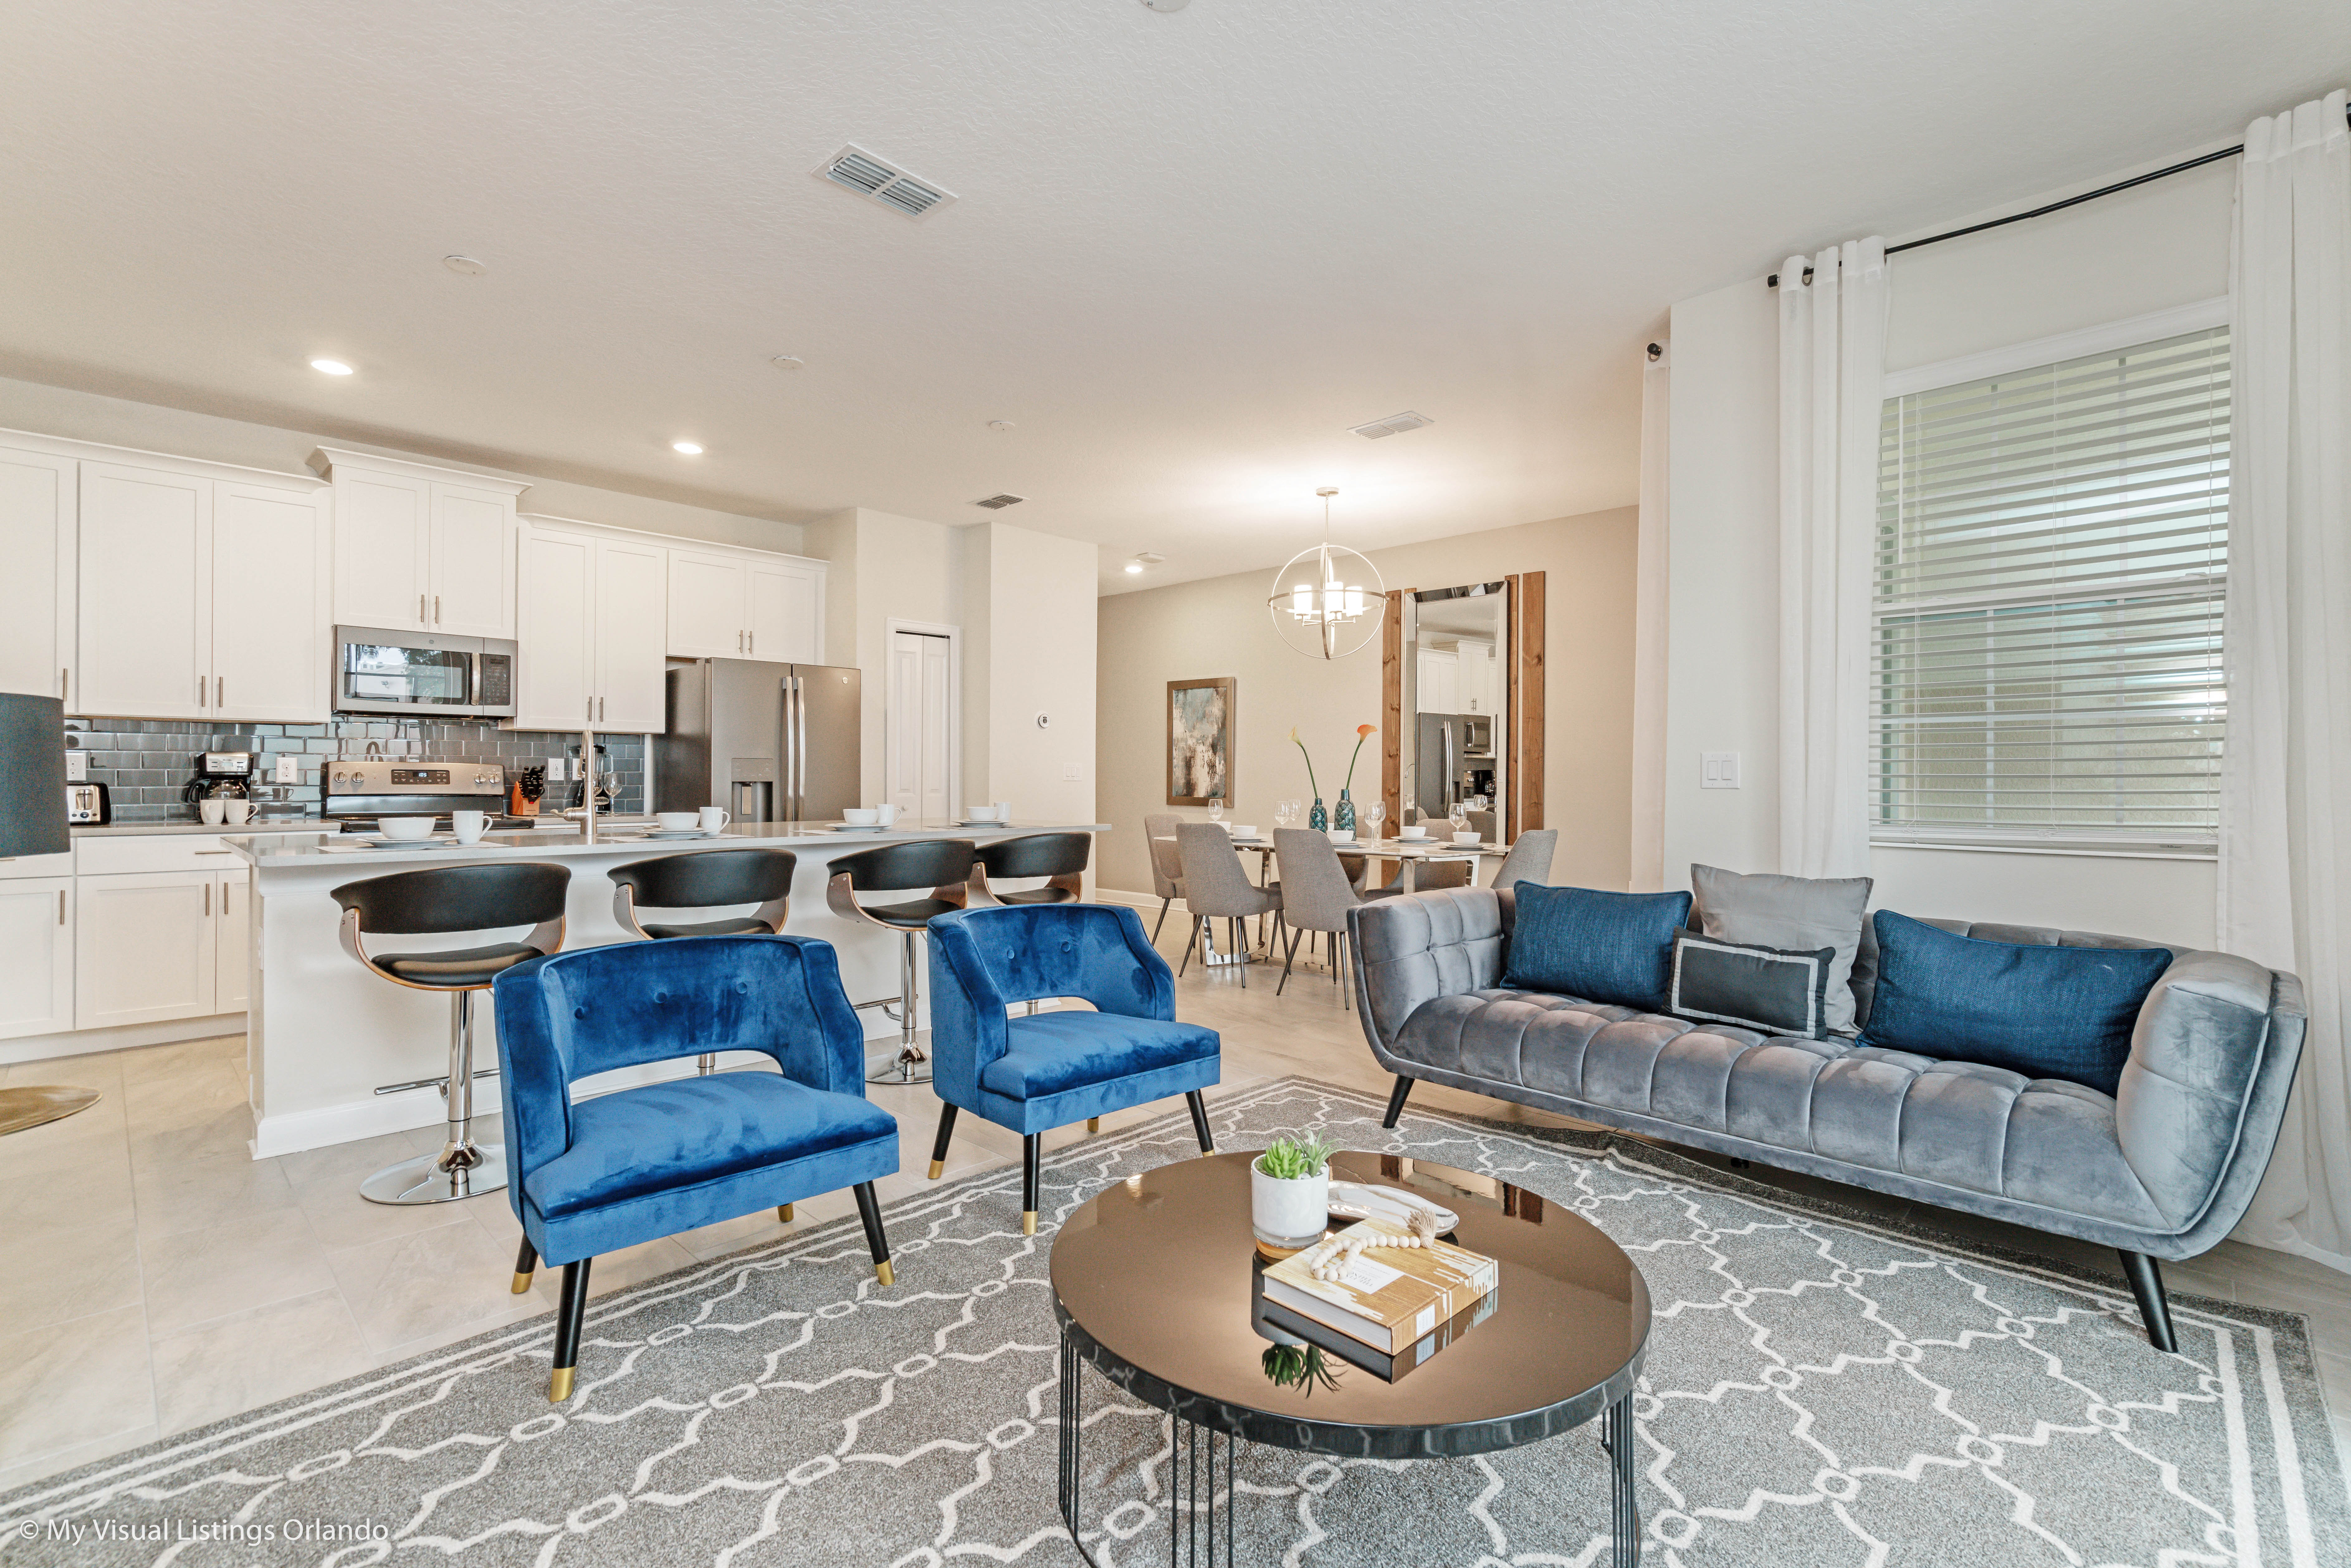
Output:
top-left (1266, 488), bottom-right (1385, 660)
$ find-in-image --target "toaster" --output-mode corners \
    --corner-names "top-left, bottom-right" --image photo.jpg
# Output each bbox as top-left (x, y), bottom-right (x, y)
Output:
top-left (65, 781), bottom-right (111, 825)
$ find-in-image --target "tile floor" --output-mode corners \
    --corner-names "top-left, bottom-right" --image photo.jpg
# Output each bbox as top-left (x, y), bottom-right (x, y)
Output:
top-left (3, 919), bottom-right (2348, 1496)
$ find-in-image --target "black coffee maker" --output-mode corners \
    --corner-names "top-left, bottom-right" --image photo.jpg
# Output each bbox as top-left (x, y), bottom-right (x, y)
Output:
top-left (182, 748), bottom-right (260, 808)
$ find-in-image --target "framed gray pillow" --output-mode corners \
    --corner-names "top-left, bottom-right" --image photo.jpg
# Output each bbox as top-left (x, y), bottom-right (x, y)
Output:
top-left (1669, 932), bottom-right (1835, 1038)
top-left (1690, 864), bottom-right (1872, 1036)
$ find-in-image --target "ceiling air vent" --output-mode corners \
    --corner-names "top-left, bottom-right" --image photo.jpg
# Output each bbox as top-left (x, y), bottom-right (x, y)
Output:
top-left (1349, 410), bottom-right (1435, 440)
top-left (973, 493), bottom-right (1026, 510)
top-left (816, 144), bottom-right (957, 219)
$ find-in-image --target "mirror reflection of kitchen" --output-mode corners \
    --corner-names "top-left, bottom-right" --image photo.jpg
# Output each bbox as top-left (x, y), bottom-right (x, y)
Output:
top-left (1401, 582), bottom-right (1508, 841)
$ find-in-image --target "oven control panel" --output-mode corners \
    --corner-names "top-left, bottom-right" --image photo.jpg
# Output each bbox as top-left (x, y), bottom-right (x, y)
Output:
top-left (325, 760), bottom-right (507, 796)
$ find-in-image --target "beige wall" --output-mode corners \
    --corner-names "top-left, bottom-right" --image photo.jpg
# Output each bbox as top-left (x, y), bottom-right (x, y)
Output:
top-left (1095, 506), bottom-right (1639, 897)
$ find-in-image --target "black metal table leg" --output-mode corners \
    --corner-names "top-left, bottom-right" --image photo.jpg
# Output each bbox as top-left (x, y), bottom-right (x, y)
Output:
top-left (1602, 1390), bottom-right (1641, 1564)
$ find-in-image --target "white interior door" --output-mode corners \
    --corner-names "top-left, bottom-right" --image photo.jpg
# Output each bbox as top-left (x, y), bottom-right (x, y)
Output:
top-left (78, 462), bottom-right (210, 720)
top-left (515, 527), bottom-right (596, 730)
top-left (0, 878), bottom-right (74, 1039)
top-left (667, 551), bottom-right (747, 659)
top-left (427, 484), bottom-right (516, 637)
top-left (886, 630), bottom-right (953, 823)
top-left (0, 449), bottom-right (74, 705)
top-left (76, 870), bottom-right (217, 1027)
top-left (335, 469), bottom-right (431, 630)
top-left (747, 560), bottom-right (820, 663)
top-left (211, 482), bottom-right (327, 722)
top-left (595, 537), bottom-right (669, 731)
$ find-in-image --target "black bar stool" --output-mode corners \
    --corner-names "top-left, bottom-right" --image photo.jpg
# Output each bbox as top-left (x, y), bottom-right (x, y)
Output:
top-left (331, 862), bottom-right (571, 1205)
top-left (609, 848), bottom-right (798, 1075)
top-left (970, 832), bottom-right (1090, 907)
top-left (825, 838), bottom-right (976, 1084)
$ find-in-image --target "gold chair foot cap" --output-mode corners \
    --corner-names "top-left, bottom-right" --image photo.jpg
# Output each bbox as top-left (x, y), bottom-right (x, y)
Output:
top-left (777, 1204), bottom-right (794, 1222)
top-left (1086, 1117), bottom-right (1100, 1134)
top-left (548, 1367), bottom-right (575, 1403)
top-left (927, 1159), bottom-right (945, 1180)
top-left (1022, 1210), bottom-right (1038, 1236)
top-left (874, 1260), bottom-right (895, 1287)
top-left (510, 1271), bottom-right (534, 1294)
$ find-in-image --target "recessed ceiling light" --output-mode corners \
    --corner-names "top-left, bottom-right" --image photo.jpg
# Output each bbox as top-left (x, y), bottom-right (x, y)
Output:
top-left (672, 441), bottom-right (704, 455)
top-left (988, 420), bottom-right (1015, 432)
top-left (771, 355), bottom-right (805, 371)
top-left (309, 359), bottom-right (353, 376)
top-left (442, 255), bottom-right (486, 276)
top-left (1124, 562), bottom-right (1144, 575)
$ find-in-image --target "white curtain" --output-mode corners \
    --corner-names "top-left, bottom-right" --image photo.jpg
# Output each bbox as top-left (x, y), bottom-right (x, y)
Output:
top-left (1631, 341), bottom-right (1671, 891)
top-left (1776, 240), bottom-right (1887, 879)
top-left (2222, 89), bottom-right (2351, 1271)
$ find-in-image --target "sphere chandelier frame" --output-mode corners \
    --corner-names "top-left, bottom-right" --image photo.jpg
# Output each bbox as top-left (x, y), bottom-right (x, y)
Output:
top-left (1265, 488), bottom-right (1385, 661)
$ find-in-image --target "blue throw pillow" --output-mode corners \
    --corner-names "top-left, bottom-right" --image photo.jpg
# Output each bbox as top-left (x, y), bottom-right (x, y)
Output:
top-left (1860, 911), bottom-right (2172, 1096)
top-left (1503, 884), bottom-right (1693, 1011)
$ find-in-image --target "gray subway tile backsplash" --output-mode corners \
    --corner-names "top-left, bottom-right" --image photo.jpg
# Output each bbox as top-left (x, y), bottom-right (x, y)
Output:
top-left (64, 717), bottom-right (646, 822)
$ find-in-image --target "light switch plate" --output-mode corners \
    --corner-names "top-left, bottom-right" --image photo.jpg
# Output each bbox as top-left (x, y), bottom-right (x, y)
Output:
top-left (65, 750), bottom-right (86, 781)
top-left (1063, 763), bottom-right (1081, 781)
top-left (547, 758), bottom-right (567, 781)
top-left (274, 755), bottom-right (299, 784)
top-left (1701, 751), bottom-right (1741, 789)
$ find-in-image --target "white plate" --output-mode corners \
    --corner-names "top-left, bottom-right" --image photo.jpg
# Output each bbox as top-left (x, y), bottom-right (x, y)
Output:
top-left (1326, 1180), bottom-right (1460, 1234)
top-left (357, 836), bottom-right (460, 849)
top-left (643, 829), bottom-right (721, 839)
top-left (827, 823), bottom-right (888, 832)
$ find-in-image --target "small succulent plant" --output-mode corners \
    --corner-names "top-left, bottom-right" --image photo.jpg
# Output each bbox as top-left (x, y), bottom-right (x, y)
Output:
top-left (1256, 1131), bottom-right (1335, 1181)
top-left (1262, 1342), bottom-right (1343, 1397)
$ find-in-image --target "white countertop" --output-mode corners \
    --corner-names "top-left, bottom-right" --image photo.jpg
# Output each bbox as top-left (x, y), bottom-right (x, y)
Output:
top-left (225, 819), bottom-right (1112, 867)
top-left (73, 819), bottom-right (335, 837)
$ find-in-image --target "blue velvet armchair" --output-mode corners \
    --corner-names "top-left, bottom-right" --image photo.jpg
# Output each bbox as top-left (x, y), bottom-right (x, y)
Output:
top-left (491, 934), bottom-right (901, 1401)
top-left (924, 903), bottom-right (1220, 1233)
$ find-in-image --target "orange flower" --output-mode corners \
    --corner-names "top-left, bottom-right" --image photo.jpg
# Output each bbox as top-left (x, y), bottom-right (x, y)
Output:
top-left (1357, 723), bottom-right (1377, 738)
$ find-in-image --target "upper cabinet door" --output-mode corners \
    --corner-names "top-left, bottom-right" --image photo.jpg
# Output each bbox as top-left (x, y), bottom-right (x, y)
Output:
top-left (747, 560), bottom-right (822, 664)
top-left (334, 469), bottom-right (432, 630)
top-left (78, 462), bottom-right (210, 720)
top-left (0, 449), bottom-right (74, 706)
top-left (666, 550), bottom-right (748, 659)
top-left (596, 538), bottom-right (669, 732)
top-left (426, 483), bottom-right (516, 638)
top-left (211, 482), bottom-right (329, 722)
top-left (514, 527), bottom-right (596, 731)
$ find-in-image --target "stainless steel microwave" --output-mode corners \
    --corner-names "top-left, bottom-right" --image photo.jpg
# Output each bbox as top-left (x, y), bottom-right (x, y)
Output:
top-left (332, 626), bottom-right (518, 718)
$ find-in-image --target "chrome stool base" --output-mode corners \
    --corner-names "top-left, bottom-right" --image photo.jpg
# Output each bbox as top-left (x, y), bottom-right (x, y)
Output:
top-left (361, 1143), bottom-right (509, 1204)
top-left (868, 1049), bottom-right (934, 1085)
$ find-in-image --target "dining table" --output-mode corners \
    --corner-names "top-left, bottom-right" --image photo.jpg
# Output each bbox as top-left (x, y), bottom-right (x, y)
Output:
top-left (1152, 829), bottom-right (1509, 967)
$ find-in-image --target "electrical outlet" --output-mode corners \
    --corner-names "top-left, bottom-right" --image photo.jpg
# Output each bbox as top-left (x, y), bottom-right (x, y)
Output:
top-left (65, 750), bottom-right (86, 781)
top-left (274, 755), bottom-right (299, 784)
top-left (1063, 763), bottom-right (1081, 781)
top-left (1701, 751), bottom-right (1741, 789)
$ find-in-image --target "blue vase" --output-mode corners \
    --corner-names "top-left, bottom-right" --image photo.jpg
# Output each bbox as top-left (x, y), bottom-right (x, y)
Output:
top-left (1335, 791), bottom-right (1355, 834)
top-left (1308, 797), bottom-right (1327, 831)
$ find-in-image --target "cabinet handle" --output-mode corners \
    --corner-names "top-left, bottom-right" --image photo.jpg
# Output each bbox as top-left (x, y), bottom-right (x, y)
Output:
top-left (204, 883), bottom-right (211, 917)
top-left (748, 630), bottom-right (754, 655)
top-left (197, 674), bottom-right (206, 707)
top-left (59, 667), bottom-right (68, 701)
top-left (434, 595), bottom-right (442, 624)
top-left (419, 593), bottom-right (428, 624)
top-left (216, 675), bottom-right (224, 707)
top-left (58, 890), bottom-right (65, 925)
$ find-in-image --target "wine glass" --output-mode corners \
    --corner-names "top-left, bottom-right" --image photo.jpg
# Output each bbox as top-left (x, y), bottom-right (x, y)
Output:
top-left (1208, 798), bottom-right (1225, 825)
top-left (1275, 798), bottom-right (1299, 830)
top-left (1448, 799), bottom-right (1470, 838)
top-left (1361, 799), bottom-right (1386, 841)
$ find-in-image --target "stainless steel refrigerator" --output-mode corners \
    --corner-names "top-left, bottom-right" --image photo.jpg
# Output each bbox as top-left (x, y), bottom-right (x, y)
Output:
top-left (657, 660), bottom-right (861, 823)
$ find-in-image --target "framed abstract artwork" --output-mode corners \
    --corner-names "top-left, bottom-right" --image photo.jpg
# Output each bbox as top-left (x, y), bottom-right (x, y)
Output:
top-left (1166, 677), bottom-right (1234, 806)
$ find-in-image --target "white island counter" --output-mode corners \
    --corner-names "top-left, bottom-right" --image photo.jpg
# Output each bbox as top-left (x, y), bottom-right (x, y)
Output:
top-left (228, 820), bottom-right (1107, 1158)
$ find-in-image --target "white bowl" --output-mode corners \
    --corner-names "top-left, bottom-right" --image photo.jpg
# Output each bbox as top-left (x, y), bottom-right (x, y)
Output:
top-left (965, 805), bottom-right (999, 822)
top-left (1399, 826), bottom-right (1429, 840)
top-left (1328, 830), bottom-right (1355, 843)
top-left (377, 816), bottom-right (435, 841)
top-left (1230, 824), bottom-right (1259, 838)
top-left (653, 811), bottom-right (698, 832)
top-left (1453, 831), bottom-right (1481, 845)
top-left (842, 808), bottom-right (880, 826)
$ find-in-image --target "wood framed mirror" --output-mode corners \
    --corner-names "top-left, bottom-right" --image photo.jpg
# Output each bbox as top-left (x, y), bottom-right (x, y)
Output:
top-left (1381, 572), bottom-right (1544, 843)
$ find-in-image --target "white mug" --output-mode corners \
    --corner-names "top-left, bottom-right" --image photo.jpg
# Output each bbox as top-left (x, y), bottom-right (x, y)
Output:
top-left (873, 803), bottom-right (897, 826)
top-left (222, 798), bottom-right (252, 825)
top-left (994, 801), bottom-right (1011, 822)
top-left (199, 797), bottom-right (226, 825)
top-left (451, 809), bottom-right (488, 844)
top-left (698, 806), bottom-right (730, 832)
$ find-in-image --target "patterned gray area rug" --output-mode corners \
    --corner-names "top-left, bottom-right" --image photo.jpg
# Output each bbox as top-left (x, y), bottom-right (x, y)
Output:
top-left (5, 1077), bottom-right (2346, 1566)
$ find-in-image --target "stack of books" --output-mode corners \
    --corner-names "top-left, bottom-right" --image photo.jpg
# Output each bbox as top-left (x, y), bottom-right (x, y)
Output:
top-left (1259, 1215), bottom-right (1499, 1380)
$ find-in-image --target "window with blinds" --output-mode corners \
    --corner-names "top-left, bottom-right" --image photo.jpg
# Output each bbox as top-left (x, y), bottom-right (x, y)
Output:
top-left (1874, 326), bottom-right (2229, 844)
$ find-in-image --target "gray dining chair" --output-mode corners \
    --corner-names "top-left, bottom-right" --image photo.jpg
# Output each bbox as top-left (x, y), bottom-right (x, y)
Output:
top-left (1174, 824), bottom-right (1281, 984)
top-left (1468, 808), bottom-right (1498, 841)
top-left (1490, 828), bottom-right (1558, 891)
top-left (1144, 812), bottom-right (1186, 941)
top-left (1273, 829), bottom-right (1360, 1004)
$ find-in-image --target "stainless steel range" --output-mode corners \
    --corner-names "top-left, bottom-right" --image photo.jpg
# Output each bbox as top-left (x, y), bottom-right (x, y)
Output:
top-left (322, 759), bottom-right (548, 834)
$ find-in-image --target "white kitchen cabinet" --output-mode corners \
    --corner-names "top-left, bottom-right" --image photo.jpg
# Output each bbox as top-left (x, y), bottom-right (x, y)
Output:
top-left (0, 878), bottom-right (74, 1040)
top-left (215, 870), bottom-right (251, 1013)
top-left (77, 462), bottom-right (211, 720)
top-left (747, 558), bottom-right (821, 664)
top-left (1416, 649), bottom-right (1458, 716)
top-left (211, 481), bottom-right (331, 722)
top-left (0, 447), bottom-right (75, 705)
top-left (514, 526), bottom-right (597, 729)
top-left (318, 450), bottom-right (525, 637)
top-left (595, 536), bottom-right (669, 730)
top-left (76, 870), bottom-right (218, 1028)
top-left (666, 549), bottom-right (749, 659)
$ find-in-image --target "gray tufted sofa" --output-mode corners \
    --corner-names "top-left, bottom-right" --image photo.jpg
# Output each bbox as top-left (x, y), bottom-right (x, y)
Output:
top-left (1346, 887), bottom-right (2306, 1351)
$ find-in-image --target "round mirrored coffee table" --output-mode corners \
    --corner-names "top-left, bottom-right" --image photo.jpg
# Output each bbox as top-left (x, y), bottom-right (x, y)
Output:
top-left (1050, 1149), bottom-right (1651, 1566)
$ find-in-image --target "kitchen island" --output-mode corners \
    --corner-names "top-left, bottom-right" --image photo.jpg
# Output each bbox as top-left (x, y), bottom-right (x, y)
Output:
top-left (227, 819), bottom-right (1107, 1158)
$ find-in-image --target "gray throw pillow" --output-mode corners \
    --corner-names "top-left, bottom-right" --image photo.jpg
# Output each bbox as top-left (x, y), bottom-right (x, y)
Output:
top-left (1690, 864), bottom-right (1873, 1036)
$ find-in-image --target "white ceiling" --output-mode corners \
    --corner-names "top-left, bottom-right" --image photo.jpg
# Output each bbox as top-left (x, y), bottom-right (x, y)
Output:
top-left (2, 2), bottom-right (2343, 592)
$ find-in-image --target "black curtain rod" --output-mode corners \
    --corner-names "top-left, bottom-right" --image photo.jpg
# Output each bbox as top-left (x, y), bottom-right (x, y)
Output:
top-left (1767, 102), bottom-right (2351, 288)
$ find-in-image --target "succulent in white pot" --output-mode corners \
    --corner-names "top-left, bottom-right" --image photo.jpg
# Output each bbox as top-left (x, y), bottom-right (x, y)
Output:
top-left (1252, 1131), bottom-right (1336, 1251)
